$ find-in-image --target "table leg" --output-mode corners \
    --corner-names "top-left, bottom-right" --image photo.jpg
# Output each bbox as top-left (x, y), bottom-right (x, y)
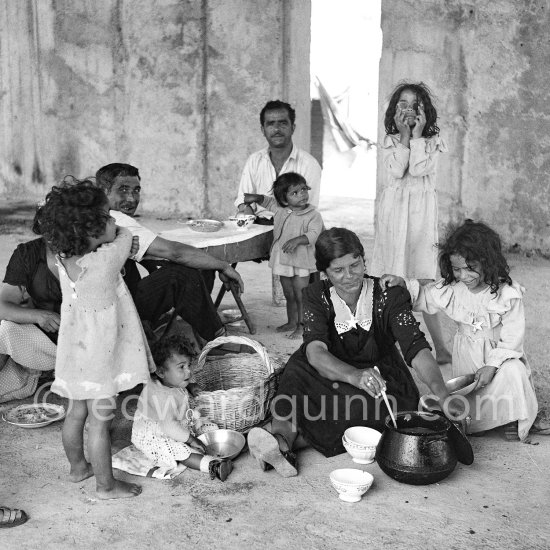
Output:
top-left (228, 280), bottom-right (256, 334)
top-left (215, 263), bottom-right (256, 335)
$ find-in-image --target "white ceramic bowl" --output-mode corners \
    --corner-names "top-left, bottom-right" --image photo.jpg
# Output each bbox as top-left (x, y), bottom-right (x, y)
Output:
top-left (330, 469), bottom-right (374, 502)
top-left (343, 427), bottom-right (382, 464)
top-left (227, 215), bottom-right (256, 230)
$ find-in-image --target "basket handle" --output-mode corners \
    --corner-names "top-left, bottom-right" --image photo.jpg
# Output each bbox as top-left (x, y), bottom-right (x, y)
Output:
top-left (196, 335), bottom-right (276, 375)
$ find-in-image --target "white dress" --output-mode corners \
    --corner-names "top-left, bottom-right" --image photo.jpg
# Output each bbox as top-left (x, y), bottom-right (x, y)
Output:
top-left (52, 228), bottom-right (154, 400)
top-left (408, 279), bottom-right (538, 440)
top-left (132, 379), bottom-right (213, 470)
top-left (371, 134), bottom-right (447, 279)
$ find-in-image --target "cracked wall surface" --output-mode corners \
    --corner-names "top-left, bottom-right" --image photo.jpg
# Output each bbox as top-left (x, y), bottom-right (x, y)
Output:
top-left (0, 0), bottom-right (311, 219)
top-left (379, 0), bottom-right (550, 251)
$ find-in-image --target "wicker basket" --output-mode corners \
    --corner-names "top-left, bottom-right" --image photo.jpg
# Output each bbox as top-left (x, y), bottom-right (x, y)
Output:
top-left (190, 336), bottom-right (286, 432)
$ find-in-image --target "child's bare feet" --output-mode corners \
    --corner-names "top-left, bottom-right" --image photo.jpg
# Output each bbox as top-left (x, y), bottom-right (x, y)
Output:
top-left (287, 324), bottom-right (304, 340)
top-left (276, 322), bottom-right (296, 333)
top-left (69, 462), bottom-right (94, 483)
top-left (96, 479), bottom-right (142, 500)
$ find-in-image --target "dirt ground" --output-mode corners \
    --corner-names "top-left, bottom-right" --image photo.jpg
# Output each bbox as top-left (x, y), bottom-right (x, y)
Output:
top-left (0, 198), bottom-right (549, 550)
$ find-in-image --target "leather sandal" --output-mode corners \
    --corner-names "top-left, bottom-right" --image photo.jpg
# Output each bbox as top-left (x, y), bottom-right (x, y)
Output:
top-left (248, 428), bottom-right (297, 477)
top-left (208, 459), bottom-right (233, 482)
top-left (0, 507), bottom-right (28, 528)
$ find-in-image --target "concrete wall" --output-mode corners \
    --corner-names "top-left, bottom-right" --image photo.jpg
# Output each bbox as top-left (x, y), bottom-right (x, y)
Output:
top-left (0, 0), bottom-right (311, 218)
top-left (379, 0), bottom-right (550, 252)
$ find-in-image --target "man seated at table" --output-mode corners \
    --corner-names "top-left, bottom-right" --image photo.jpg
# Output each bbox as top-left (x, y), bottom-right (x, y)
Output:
top-left (96, 163), bottom-right (244, 343)
top-left (234, 100), bottom-right (322, 224)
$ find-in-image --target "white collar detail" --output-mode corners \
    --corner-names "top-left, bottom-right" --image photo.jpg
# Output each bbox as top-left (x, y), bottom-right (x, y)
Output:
top-left (330, 278), bottom-right (374, 335)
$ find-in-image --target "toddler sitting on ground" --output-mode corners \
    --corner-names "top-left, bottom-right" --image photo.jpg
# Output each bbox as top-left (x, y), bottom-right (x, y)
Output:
top-left (131, 334), bottom-right (233, 481)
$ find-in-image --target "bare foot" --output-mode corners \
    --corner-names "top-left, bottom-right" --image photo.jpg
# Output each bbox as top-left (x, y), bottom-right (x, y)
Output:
top-left (287, 325), bottom-right (303, 340)
top-left (276, 322), bottom-right (296, 333)
top-left (96, 479), bottom-right (142, 500)
top-left (69, 462), bottom-right (94, 483)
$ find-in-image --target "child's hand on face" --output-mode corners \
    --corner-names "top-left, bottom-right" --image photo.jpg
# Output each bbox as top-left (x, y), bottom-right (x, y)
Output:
top-left (412, 103), bottom-right (426, 139)
top-left (394, 106), bottom-right (411, 136)
top-left (282, 237), bottom-right (303, 254)
top-left (130, 236), bottom-right (140, 257)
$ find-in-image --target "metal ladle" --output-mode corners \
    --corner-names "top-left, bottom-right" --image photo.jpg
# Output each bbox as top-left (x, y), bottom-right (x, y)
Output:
top-left (374, 366), bottom-right (397, 429)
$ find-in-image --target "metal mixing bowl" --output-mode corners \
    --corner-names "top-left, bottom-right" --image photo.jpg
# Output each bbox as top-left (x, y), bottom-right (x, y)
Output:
top-left (446, 374), bottom-right (477, 396)
top-left (198, 429), bottom-right (246, 460)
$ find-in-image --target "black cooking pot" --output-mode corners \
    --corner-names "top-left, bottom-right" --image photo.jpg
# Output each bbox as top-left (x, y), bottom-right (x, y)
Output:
top-left (376, 411), bottom-right (473, 485)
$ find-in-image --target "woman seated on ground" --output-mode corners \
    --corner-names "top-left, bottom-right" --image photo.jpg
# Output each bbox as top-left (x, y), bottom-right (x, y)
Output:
top-left (248, 227), bottom-right (465, 476)
top-left (0, 223), bottom-right (60, 402)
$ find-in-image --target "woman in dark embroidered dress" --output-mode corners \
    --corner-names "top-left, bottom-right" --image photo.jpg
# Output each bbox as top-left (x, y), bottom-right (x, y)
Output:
top-left (248, 228), bottom-right (465, 476)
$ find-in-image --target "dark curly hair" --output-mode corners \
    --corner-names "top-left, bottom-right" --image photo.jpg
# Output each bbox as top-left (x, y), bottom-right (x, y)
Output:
top-left (272, 172), bottom-right (309, 207)
top-left (438, 220), bottom-right (512, 294)
top-left (95, 163), bottom-right (140, 193)
top-left (151, 333), bottom-right (197, 377)
top-left (315, 227), bottom-right (365, 273)
top-left (33, 177), bottom-right (110, 257)
top-left (384, 81), bottom-right (439, 138)
top-left (260, 100), bottom-right (296, 126)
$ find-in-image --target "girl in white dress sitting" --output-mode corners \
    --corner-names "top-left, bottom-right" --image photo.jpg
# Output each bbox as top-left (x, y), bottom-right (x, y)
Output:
top-left (384, 220), bottom-right (550, 441)
top-left (132, 334), bottom-right (233, 481)
top-left (37, 179), bottom-right (154, 499)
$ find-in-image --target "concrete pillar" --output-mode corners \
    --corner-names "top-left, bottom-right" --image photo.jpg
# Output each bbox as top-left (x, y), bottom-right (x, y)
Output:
top-left (379, 0), bottom-right (550, 251)
top-left (0, 0), bottom-right (313, 220)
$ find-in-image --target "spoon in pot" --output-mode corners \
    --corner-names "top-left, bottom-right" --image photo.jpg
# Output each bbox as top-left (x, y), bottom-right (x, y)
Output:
top-left (374, 366), bottom-right (397, 429)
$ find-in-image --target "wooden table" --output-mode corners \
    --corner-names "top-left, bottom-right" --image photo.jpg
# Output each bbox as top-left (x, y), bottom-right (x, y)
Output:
top-left (159, 223), bottom-right (273, 334)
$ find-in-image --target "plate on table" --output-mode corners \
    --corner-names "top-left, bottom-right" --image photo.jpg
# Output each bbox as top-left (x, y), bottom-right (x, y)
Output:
top-left (185, 219), bottom-right (224, 233)
top-left (3, 403), bottom-right (66, 428)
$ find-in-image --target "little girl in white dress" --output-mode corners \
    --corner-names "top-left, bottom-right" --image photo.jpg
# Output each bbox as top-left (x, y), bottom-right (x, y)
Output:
top-left (384, 220), bottom-right (550, 441)
top-left (37, 179), bottom-right (153, 500)
top-left (132, 333), bottom-right (233, 481)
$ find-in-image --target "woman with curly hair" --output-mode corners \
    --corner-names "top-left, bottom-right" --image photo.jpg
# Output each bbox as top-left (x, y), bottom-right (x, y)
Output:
top-left (371, 81), bottom-right (451, 364)
top-left (384, 220), bottom-right (550, 441)
top-left (36, 178), bottom-right (154, 499)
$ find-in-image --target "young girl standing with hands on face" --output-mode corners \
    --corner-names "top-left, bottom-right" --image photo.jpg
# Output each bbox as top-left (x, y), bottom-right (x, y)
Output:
top-left (384, 220), bottom-right (550, 441)
top-left (244, 172), bottom-right (324, 339)
top-left (371, 81), bottom-right (450, 363)
top-left (36, 180), bottom-right (153, 499)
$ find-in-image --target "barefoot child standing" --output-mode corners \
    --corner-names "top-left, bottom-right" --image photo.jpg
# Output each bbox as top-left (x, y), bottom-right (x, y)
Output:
top-left (36, 179), bottom-right (153, 499)
top-left (244, 172), bottom-right (324, 339)
top-left (132, 334), bottom-right (233, 481)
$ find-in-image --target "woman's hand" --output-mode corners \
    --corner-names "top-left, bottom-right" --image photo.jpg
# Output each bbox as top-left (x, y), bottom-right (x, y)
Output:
top-left (186, 435), bottom-right (207, 454)
top-left (473, 365), bottom-right (497, 390)
top-left (412, 102), bottom-right (426, 139)
top-left (130, 236), bottom-right (140, 257)
top-left (394, 106), bottom-right (410, 137)
top-left (34, 310), bottom-right (61, 333)
top-left (356, 368), bottom-right (387, 398)
top-left (379, 274), bottom-right (406, 291)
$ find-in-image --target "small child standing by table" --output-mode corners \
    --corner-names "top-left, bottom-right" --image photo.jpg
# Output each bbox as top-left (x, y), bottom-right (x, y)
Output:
top-left (132, 334), bottom-right (233, 481)
top-left (37, 179), bottom-right (153, 500)
top-left (244, 172), bottom-right (324, 339)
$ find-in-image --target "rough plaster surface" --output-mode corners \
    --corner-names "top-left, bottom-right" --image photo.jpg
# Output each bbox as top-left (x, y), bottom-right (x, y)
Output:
top-left (379, 0), bottom-right (550, 251)
top-left (0, 0), bottom-right (311, 219)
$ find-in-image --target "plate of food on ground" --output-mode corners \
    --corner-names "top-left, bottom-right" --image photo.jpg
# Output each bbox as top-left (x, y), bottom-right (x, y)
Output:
top-left (2, 403), bottom-right (66, 428)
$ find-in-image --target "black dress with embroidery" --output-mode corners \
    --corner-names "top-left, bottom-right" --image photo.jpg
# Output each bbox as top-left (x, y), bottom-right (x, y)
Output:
top-left (273, 276), bottom-right (431, 457)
